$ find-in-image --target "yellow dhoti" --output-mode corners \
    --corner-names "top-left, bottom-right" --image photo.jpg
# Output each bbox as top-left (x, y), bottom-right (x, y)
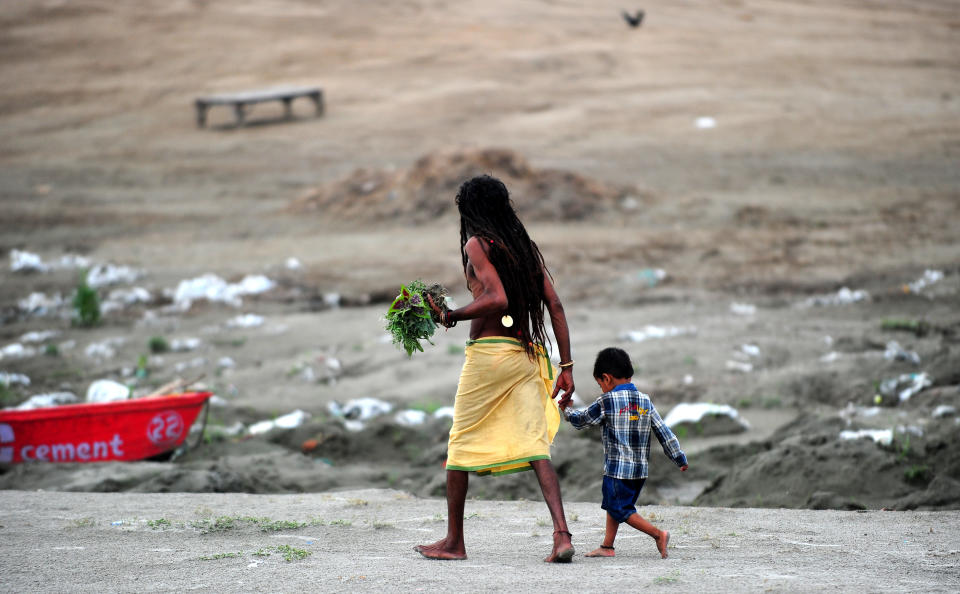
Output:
top-left (445, 337), bottom-right (561, 476)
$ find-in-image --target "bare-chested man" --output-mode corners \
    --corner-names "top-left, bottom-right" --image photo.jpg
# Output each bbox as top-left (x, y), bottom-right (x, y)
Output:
top-left (415, 175), bottom-right (576, 562)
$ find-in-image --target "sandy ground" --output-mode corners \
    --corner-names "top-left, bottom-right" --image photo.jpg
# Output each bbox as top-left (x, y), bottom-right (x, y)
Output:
top-left (1, 488), bottom-right (959, 593)
top-left (2, 0), bottom-right (960, 514)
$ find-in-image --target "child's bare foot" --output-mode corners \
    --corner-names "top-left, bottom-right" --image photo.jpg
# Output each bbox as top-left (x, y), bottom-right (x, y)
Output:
top-left (545, 530), bottom-right (574, 563)
top-left (414, 538), bottom-right (467, 560)
top-left (656, 530), bottom-right (670, 559)
top-left (584, 545), bottom-right (615, 558)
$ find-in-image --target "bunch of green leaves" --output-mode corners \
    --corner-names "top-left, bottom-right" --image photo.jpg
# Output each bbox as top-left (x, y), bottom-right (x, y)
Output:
top-left (72, 269), bottom-right (101, 327)
top-left (385, 280), bottom-right (441, 357)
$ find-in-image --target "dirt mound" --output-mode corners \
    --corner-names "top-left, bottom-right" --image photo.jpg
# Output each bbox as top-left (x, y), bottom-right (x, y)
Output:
top-left (289, 148), bottom-right (640, 224)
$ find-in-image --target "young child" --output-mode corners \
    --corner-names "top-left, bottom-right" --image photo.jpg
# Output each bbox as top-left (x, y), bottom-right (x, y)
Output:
top-left (562, 347), bottom-right (688, 559)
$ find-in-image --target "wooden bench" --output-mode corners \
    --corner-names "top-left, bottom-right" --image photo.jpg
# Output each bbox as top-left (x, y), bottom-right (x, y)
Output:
top-left (194, 86), bottom-right (324, 128)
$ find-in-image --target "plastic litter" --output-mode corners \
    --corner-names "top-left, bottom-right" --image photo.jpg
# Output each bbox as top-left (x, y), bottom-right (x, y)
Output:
top-left (172, 273), bottom-right (275, 310)
top-left (933, 405), bottom-right (956, 418)
top-left (635, 268), bottom-right (666, 287)
top-left (0, 343), bottom-right (38, 361)
top-left (20, 330), bottom-right (60, 343)
top-left (17, 292), bottom-right (64, 316)
top-left (285, 257), bottom-right (302, 270)
top-left (12, 392), bottom-right (78, 410)
top-left (740, 344), bottom-right (761, 357)
top-left (10, 250), bottom-right (48, 272)
top-left (683, 374), bottom-right (694, 385)
top-left (217, 357), bottom-right (236, 369)
top-left (174, 357), bottom-right (206, 373)
top-left (0, 372), bottom-right (31, 387)
top-left (84, 338), bottom-right (126, 361)
top-left (879, 372), bottom-right (933, 402)
top-left (800, 287), bottom-right (869, 307)
top-left (433, 406), bottom-right (455, 419)
top-left (820, 352), bottom-right (840, 363)
top-left (394, 409), bottom-right (428, 426)
top-left (87, 264), bottom-right (142, 288)
top-left (695, 116), bottom-right (716, 129)
top-left (86, 379), bottom-right (130, 403)
top-left (905, 269), bottom-right (944, 293)
top-left (730, 303), bottom-right (756, 316)
top-left (226, 314), bottom-right (265, 329)
top-left (620, 325), bottom-right (696, 343)
top-left (663, 402), bottom-right (749, 430)
top-left (170, 338), bottom-right (201, 352)
top-left (725, 360), bottom-right (753, 373)
top-left (883, 341), bottom-right (920, 365)
top-left (839, 429), bottom-right (893, 446)
top-left (247, 409), bottom-right (310, 435)
top-left (101, 287), bottom-right (151, 313)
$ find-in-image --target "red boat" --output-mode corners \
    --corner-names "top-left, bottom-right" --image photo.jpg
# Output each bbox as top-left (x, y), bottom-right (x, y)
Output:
top-left (0, 391), bottom-right (212, 464)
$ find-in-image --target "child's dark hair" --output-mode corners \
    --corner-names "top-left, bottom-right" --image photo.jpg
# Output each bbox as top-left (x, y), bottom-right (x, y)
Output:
top-left (593, 347), bottom-right (635, 379)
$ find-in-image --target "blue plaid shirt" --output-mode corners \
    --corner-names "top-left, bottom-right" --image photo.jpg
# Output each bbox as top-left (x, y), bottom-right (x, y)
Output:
top-left (564, 383), bottom-right (687, 480)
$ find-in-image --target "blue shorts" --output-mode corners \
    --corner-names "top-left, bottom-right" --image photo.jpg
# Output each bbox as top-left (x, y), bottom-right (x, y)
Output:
top-left (601, 475), bottom-right (646, 523)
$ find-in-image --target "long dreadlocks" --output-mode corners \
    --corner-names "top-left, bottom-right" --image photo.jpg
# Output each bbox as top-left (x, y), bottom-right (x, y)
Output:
top-left (456, 175), bottom-right (551, 359)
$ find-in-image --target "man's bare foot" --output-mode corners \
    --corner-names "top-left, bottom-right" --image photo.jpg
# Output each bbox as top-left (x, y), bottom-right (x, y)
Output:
top-left (584, 545), bottom-right (615, 558)
top-left (545, 530), bottom-right (575, 563)
top-left (656, 530), bottom-right (670, 559)
top-left (414, 538), bottom-right (466, 560)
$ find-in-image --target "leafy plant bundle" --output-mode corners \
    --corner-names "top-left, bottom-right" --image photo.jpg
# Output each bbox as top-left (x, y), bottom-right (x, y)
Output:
top-left (385, 280), bottom-right (447, 357)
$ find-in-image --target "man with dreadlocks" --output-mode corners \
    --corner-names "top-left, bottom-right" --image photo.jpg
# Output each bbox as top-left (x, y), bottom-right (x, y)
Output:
top-left (415, 175), bottom-right (577, 563)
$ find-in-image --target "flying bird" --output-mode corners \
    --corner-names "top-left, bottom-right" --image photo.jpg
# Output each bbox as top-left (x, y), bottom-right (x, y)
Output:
top-left (622, 9), bottom-right (645, 28)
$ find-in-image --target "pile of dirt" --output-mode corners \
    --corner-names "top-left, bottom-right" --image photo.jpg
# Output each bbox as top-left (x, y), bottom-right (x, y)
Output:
top-left (289, 148), bottom-right (642, 224)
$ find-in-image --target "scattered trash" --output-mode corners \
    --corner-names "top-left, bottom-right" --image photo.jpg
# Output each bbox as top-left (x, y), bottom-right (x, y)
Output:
top-left (209, 395), bottom-right (230, 407)
top-left (730, 303), bottom-right (756, 316)
top-left (933, 405), bottom-right (956, 418)
top-left (820, 352), bottom-right (841, 363)
top-left (663, 402), bottom-right (750, 434)
top-left (725, 360), bottom-right (753, 373)
top-left (10, 249), bottom-right (48, 272)
top-left (634, 268), bottom-right (666, 288)
top-left (621, 196), bottom-right (639, 211)
top-left (878, 372), bottom-right (933, 402)
top-left (682, 374), bottom-right (694, 385)
top-left (17, 292), bottom-right (65, 316)
top-left (226, 314), bottom-right (264, 329)
top-left (883, 341), bottom-right (920, 365)
top-left (904, 269), bottom-right (944, 293)
top-left (0, 372), bottom-right (31, 387)
top-left (800, 287), bottom-right (869, 307)
top-left (172, 274), bottom-right (276, 310)
top-left (394, 409), bottom-right (428, 427)
top-left (695, 116), bottom-right (716, 129)
top-left (217, 357), bottom-right (236, 369)
top-left (323, 293), bottom-right (341, 308)
top-left (285, 257), bottom-right (303, 270)
top-left (824, 336), bottom-right (834, 346)
top-left (0, 343), bottom-right (38, 361)
top-left (620, 326), bottom-right (696, 342)
top-left (20, 330), bottom-right (60, 343)
top-left (170, 338), bottom-right (202, 352)
top-left (101, 287), bottom-right (152, 314)
top-left (896, 424), bottom-right (923, 437)
top-left (86, 379), bottom-right (130, 403)
top-left (11, 392), bottom-right (78, 410)
top-left (740, 344), bottom-right (761, 357)
top-left (87, 264), bottom-right (142, 288)
top-left (838, 402), bottom-right (882, 426)
top-left (84, 338), bottom-right (126, 361)
top-left (839, 429), bottom-right (893, 446)
top-left (248, 409), bottom-right (310, 435)
top-left (111, 521), bottom-right (123, 526)
top-left (433, 406), bottom-right (455, 419)
top-left (335, 398), bottom-right (393, 421)
top-left (174, 357), bottom-right (206, 373)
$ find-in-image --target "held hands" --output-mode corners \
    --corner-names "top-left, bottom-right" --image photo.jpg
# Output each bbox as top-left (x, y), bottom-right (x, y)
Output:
top-left (552, 367), bottom-right (575, 409)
